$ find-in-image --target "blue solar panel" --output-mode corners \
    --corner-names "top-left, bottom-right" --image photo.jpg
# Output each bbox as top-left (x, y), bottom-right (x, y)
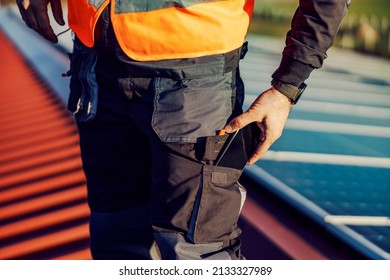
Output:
top-left (271, 130), bottom-right (390, 157)
top-left (290, 110), bottom-right (390, 128)
top-left (256, 162), bottom-right (390, 216)
top-left (242, 35), bottom-right (390, 259)
top-left (350, 226), bottom-right (390, 253)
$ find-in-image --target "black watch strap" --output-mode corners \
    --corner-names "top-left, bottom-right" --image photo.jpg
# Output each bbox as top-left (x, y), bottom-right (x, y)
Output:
top-left (271, 79), bottom-right (307, 104)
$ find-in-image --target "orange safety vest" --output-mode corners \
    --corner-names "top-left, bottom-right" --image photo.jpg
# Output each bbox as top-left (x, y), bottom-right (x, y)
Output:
top-left (67, 0), bottom-right (254, 61)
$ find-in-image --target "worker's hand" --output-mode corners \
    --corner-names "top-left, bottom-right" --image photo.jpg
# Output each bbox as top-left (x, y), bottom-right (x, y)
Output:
top-left (16, 0), bottom-right (64, 43)
top-left (224, 87), bottom-right (292, 165)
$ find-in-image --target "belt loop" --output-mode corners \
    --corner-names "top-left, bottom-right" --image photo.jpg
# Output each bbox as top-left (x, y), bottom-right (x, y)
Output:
top-left (240, 41), bottom-right (248, 60)
top-left (224, 41), bottom-right (249, 73)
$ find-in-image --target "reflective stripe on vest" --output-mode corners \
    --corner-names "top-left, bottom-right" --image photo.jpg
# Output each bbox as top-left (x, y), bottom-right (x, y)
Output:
top-left (68, 0), bottom-right (254, 61)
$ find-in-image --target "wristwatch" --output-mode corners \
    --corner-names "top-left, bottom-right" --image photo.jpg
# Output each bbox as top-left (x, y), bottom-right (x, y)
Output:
top-left (271, 79), bottom-right (307, 105)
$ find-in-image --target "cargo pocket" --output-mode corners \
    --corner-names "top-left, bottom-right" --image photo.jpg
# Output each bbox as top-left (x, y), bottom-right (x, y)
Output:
top-left (187, 164), bottom-right (246, 243)
top-left (67, 40), bottom-right (98, 122)
top-left (151, 74), bottom-right (233, 143)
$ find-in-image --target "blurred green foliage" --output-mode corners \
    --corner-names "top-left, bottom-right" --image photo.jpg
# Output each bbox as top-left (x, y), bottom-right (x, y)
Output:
top-left (250, 0), bottom-right (390, 58)
top-left (253, 0), bottom-right (389, 18)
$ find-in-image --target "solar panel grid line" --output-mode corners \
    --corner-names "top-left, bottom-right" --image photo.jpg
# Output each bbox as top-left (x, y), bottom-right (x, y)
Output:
top-left (323, 53), bottom-right (390, 79)
top-left (301, 77), bottom-right (390, 94)
top-left (246, 90), bottom-right (390, 113)
top-left (242, 64), bottom-right (390, 95)
top-left (324, 215), bottom-right (390, 226)
top-left (296, 89), bottom-right (390, 107)
top-left (243, 94), bottom-right (390, 116)
top-left (243, 84), bottom-right (390, 107)
top-left (262, 151), bottom-right (390, 168)
top-left (295, 101), bottom-right (390, 119)
top-left (284, 119), bottom-right (390, 138)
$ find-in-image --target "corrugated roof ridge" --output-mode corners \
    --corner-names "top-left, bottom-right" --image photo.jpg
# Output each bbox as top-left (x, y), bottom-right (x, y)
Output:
top-left (0, 29), bottom-right (91, 260)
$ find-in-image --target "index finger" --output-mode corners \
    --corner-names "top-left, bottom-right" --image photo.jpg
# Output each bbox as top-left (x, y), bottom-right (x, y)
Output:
top-left (33, 5), bottom-right (58, 42)
top-left (224, 111), bottom-right (254, 133)
top-left (247, 137), bottom-right (272, 165)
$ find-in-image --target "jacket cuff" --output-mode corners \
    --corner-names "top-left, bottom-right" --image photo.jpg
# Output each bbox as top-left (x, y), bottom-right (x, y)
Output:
top-left (272, 55), bottom-right (315, 87)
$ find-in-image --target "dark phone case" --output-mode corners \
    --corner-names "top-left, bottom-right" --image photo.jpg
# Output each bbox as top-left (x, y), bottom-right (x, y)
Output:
top-left (215, 123), bottom-right (261, 169)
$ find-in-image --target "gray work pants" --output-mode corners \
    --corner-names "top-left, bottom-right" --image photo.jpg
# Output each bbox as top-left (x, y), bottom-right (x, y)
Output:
top-left (68, 6), bottom-right (247, 260)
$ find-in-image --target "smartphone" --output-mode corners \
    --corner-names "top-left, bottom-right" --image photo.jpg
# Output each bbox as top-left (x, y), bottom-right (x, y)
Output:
top-left (215, 123), bottom-right (261, 169)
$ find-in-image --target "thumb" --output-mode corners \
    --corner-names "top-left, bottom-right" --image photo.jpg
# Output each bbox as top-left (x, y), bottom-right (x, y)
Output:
top-left (224, 111), bottom-right (253, 133)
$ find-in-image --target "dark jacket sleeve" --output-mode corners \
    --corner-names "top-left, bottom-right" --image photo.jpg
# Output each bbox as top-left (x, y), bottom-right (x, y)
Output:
top-left (272, 0), bottom-right (351, 86)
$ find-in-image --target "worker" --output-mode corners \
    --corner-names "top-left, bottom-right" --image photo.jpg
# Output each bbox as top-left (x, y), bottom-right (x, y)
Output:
top-left (16, 0), bottom-right (350, 259)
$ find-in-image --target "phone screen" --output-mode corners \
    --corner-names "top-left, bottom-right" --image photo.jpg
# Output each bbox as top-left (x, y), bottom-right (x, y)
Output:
top-left (215, 123), bottom-right (261, 169)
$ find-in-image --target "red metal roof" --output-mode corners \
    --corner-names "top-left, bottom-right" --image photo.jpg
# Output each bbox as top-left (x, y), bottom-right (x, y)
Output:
top-left (0, 29), bottom-right (91, 260)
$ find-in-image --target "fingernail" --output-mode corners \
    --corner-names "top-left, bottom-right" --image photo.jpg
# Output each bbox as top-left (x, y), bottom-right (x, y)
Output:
top-left (225, 125), bottom-right (232, 133)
